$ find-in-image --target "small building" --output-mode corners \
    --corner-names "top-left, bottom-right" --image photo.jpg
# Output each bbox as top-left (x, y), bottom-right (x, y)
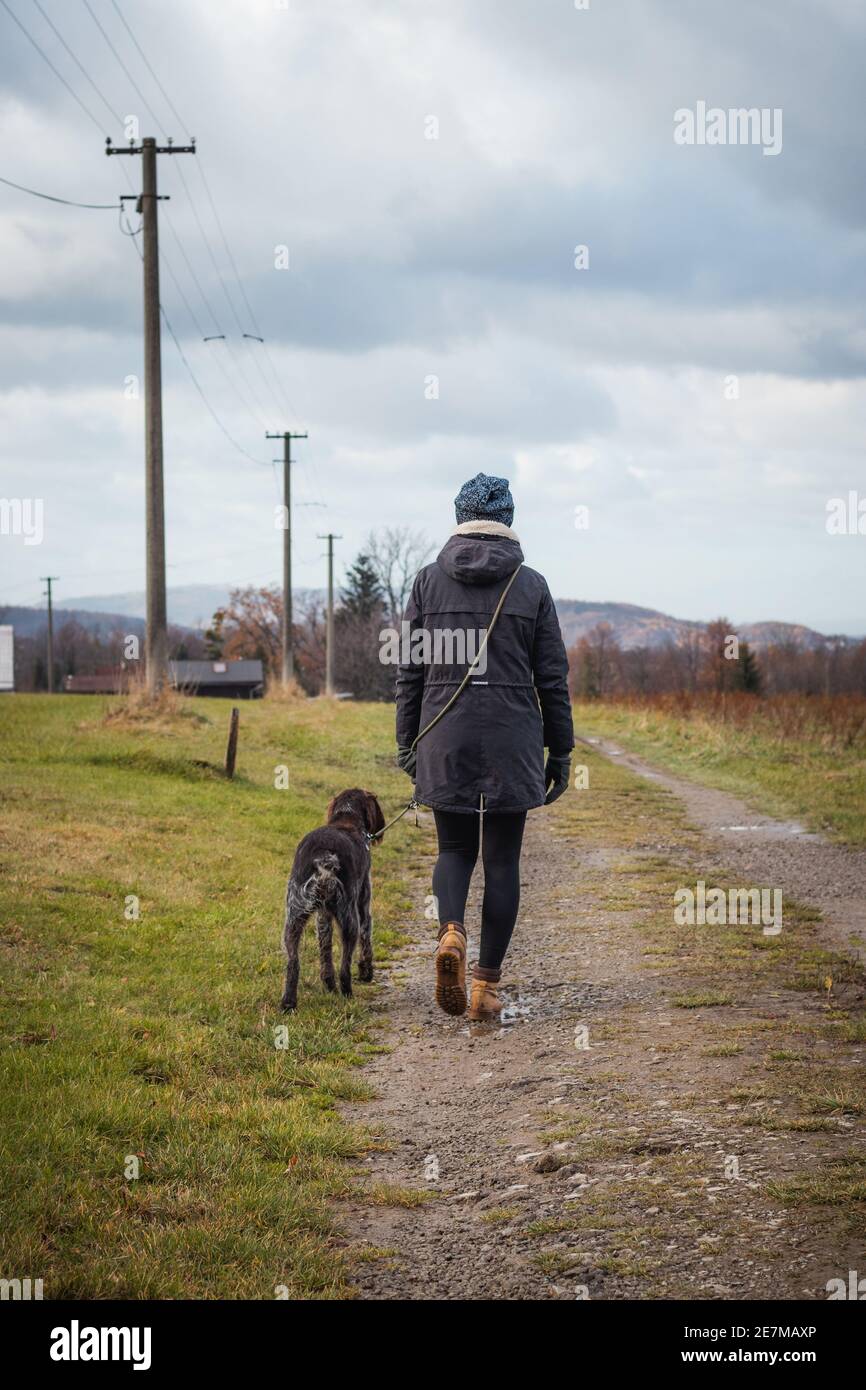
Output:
top-left (169, 659), bottom-right (264, 699)
top-left (0, 625), bottom-right (13, 692)
top-left (64, 670), bottom-right (129, 694)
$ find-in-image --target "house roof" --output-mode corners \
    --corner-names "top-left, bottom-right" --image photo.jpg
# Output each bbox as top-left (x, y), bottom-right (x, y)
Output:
top-left (169, 660), bottom-right (264, 685)
top-left (64, 672), bottom-right (129, 693)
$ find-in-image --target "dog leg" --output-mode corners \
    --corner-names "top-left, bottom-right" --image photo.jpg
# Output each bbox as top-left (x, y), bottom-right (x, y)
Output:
top-left (317, 908), bottom-right (336, 992)
top-left (281, 902), bottom-right (307, 1013)
top-left (357, 873), bottom-right (373, 983)
top-left (336, 903), bottom-right (359, 997)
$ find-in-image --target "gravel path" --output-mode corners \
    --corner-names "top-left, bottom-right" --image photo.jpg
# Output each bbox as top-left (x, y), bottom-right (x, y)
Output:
top-left (337, 743), bottom-right (866, 1300)
top-left (581, 735), bottom-right (866, 966)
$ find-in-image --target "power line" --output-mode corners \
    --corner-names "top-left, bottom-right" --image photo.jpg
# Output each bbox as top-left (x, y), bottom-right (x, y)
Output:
top-left (21, 0), bottom-right (139, 210)
top-left (0, 0), bottom-right (106, 134)
top-left (99, 0), bottom-right (307, 434)
top-left (0, 172), bottom-right (118, 208)
top-left (197, 160), bottom-right (259, 334)
top-left (161, 163), bottom-right (276, 425)
top-left (172, 159), bottom-right (244, 332)
top-left (7, 0), bottom-right (300, 492)
top-left (161, 208), bottom-right (219, 335)
top-left (80, 0), bottom-right (164, 134)
top-left (109, 0), bottom-right (190, 137)
top-left (157, 242), bottom-right (208, 340)
top-left (158, 225), bottom-right (282, 433)
top-left (161, 308), bottom-right (271, 467)
top-left (31, 0), bottom-right (122, 129)
top-left (197, 158), bottom-right (306, 429)
top-left (122, 211), bottom-right (270, 469)
top-left (73, 0), bottom-right (277, 437)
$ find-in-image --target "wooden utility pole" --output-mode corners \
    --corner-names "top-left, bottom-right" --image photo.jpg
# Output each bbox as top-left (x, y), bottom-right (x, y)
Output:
top-left (41, 576), bottom-right (59, 693)
top-left (317, 533), bottom-right (342, 696)
top-left (107, 135), bottom-right (196, 695)
top-left (266, 430), bottom-right (307, 685)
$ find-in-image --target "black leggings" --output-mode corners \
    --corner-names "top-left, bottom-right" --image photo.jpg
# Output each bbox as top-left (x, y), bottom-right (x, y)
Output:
top-left (432, 810), bottom-right (527, 971)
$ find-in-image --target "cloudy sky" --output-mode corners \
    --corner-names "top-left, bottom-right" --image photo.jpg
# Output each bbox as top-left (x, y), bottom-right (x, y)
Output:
top-left (2, 0), bottom-right (865, 634)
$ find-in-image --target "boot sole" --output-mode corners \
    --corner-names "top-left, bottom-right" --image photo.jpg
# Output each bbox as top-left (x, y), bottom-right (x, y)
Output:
top-left (435, 949), bottom-right (466, 1016)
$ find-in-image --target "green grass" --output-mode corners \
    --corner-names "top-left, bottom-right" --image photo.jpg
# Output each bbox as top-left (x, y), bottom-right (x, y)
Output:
top-left (572, 698), bottom-right (866, 845)
top-left (768, 1155), bottom-right (866, 1210)
top-left (0, 693), bottom-right (428, 1298)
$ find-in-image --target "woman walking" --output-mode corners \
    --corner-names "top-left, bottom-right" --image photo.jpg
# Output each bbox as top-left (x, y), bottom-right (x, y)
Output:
top-left (395, 473), bottom-right (574, 1021)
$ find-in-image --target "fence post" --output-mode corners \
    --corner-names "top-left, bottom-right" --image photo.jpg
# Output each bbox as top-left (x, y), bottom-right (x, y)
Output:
top-left (225, 706), bottom-right (240, 779)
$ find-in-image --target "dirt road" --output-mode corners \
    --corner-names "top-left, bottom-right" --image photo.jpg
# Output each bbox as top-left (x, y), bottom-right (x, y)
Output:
top-left (338, 740), bottom-right (866, 1299)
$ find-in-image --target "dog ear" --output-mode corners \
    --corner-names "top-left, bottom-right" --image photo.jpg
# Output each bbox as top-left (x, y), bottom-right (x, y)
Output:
top-left (363, 791), bottom-right (386, 843)
top-left (326, 796), bottom-right (338, 823)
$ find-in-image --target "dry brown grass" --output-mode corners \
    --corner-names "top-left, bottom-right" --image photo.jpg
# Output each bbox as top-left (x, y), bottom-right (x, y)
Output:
top-left (263, 676), bottom-right (308, 703)
top-left (102, 674), bottom-right (207, 730)
top-left (610, 692), bottom-right (866, 753)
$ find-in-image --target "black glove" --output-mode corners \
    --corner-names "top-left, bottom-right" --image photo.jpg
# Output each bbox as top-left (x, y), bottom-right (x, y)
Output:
top-left (544, 752), bottom-right (571, 805)
top-left (396, 745), bottom-right (417, 779)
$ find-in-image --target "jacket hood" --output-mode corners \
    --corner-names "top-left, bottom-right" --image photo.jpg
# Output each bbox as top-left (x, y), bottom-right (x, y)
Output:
top-left (436, 524), bottom-right (524, 585)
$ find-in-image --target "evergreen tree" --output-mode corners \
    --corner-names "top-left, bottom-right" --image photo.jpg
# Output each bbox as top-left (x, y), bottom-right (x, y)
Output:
top-left (738, 641), bottom-right (762, 693)
top-left (340, 553), bottom-right (384, 621)
top-left (204, 609), bottom-right (225, 660)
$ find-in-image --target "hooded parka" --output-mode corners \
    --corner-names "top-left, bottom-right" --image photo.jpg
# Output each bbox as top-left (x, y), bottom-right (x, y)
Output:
top-left (395, 522), bottom-right (574, 813)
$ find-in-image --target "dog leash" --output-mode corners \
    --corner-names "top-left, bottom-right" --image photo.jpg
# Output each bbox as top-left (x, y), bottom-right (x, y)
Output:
top-left (365, 797), bottom-right (420, 845)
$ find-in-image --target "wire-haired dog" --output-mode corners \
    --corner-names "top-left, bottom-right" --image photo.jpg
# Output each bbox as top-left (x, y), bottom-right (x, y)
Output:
top-left (280, 788), bottom-right (386, 1012)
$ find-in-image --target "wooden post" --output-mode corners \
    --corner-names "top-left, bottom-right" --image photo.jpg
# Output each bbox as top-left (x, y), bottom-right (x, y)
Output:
top-left (225, 706), bottom-right (240, 779)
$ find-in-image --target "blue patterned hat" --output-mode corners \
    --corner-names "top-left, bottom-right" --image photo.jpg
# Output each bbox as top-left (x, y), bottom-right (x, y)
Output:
top-left (454, 472), bottom-right (514, 526)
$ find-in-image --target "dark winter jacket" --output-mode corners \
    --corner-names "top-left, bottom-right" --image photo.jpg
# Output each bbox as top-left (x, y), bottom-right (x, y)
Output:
top-left (395, 523), bottom-right (574, 813)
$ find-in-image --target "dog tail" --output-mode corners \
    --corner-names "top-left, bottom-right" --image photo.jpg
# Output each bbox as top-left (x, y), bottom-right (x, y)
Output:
top-left (299, 852), bottom-right (342, 911)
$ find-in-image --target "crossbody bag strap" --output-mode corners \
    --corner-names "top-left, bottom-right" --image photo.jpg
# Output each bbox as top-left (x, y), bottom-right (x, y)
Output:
top-left (410, 563), bottom-right (523, 753)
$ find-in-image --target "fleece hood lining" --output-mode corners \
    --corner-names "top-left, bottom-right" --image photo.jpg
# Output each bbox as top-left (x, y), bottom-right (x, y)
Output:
top-left (450, 520), bottom-right (520, 542)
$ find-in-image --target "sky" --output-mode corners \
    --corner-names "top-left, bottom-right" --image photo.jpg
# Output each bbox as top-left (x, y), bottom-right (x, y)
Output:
top-left (1, 0), bottom-right (865, 635)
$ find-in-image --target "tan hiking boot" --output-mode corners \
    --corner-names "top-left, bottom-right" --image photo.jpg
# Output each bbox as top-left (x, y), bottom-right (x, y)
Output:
top-left (468, 965), bottom-right (502, 1022)
top-left (435, 922), bottom-right (467, 1016)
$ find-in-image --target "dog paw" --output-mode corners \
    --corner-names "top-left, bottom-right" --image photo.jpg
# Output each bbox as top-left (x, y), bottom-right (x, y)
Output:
top-left (280, 998), bottom-right (296, 1013)
top-left (358, 965), bottom-right (374, 983)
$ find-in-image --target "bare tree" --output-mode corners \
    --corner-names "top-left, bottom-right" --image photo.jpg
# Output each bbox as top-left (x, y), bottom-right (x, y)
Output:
top-left (570, 622), bottom-right (619, 698)
top-left (676, 626), bottom-right (706, 694)
top-left (293, 591), bottom-right (327, 694)
top-left (365, 526), bottom-right (433, 626)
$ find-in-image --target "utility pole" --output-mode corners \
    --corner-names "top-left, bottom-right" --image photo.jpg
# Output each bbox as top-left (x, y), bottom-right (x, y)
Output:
top-left (41, 576), bottom-right (59, 693)
top-left (317, 533), bottom-right (342, 697)
top-left (266, 430), bottom-right (307, 685)
top-left (107, 135), bottom-right (196, 695)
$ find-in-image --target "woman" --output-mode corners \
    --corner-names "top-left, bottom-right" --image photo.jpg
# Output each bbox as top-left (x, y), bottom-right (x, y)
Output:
top-left (395, 472), bottom-right (574, 1021)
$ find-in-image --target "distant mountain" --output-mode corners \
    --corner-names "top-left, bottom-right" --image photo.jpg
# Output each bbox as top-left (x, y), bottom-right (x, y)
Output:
top-left (552, 599), bottom-right (838, 652)
top-left (57, 583), bottom-right (325, 630)
top-left (0, 604), bottom-right (146, 640)
top-left (58, 584), bottom-right (231, 629)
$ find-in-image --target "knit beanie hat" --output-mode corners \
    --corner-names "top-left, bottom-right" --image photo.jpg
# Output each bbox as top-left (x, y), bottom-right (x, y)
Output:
top-left (454, 472), bottom-right (515, 527)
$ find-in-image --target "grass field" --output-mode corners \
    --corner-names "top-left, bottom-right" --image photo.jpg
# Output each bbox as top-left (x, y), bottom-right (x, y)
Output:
top-left (3, 691), bottom-right (865, 1300)
top-left (572, 695), bottom-right (866, 846)
top-left (0, 693), bottom-right (424, 1299)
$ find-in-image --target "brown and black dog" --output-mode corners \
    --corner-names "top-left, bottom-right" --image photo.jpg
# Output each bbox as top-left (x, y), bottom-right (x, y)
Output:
top-left (280, 788), bottom-right (386, 1012)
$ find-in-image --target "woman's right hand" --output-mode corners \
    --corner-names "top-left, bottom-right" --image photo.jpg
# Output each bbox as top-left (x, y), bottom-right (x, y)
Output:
top-left (396, 746), bottom-right (417, 779)
top-left (544, 753), bottom-right (570, 805)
